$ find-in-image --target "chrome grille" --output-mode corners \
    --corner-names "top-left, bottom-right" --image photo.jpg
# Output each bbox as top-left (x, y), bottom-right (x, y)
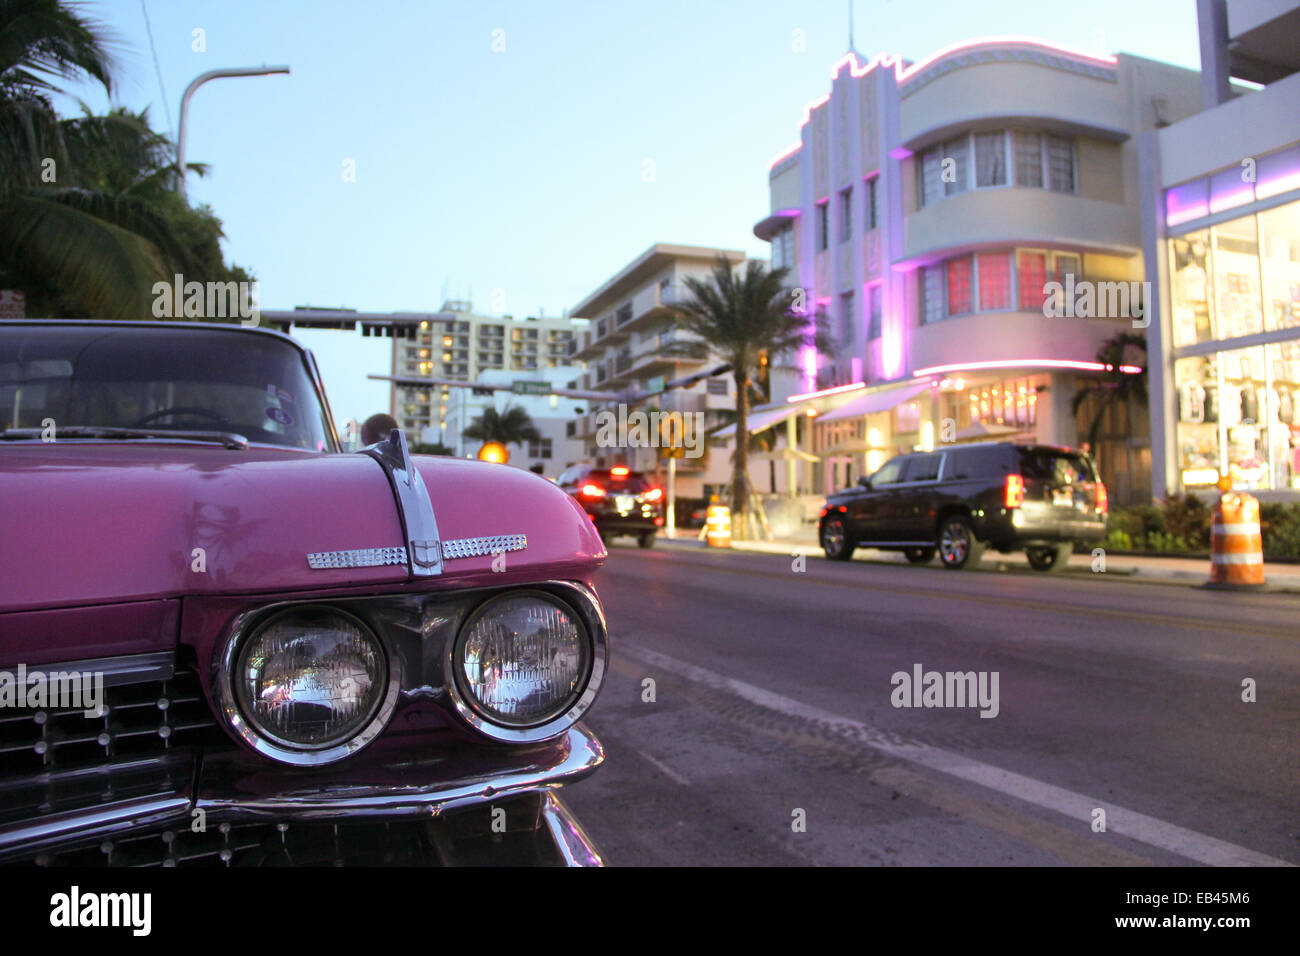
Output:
top-left (29, 820), bottom-right (447, 867)
top-left (0, 668), bottom-right (225, 776)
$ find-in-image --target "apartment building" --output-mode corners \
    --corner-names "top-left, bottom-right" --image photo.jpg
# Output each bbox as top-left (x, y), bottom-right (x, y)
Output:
top-left (752, 37), bottom-right (1204, 502)
top-left (567, 244), bottom-right (746, 498)
top-left (1142, 0), bottom-right (1300, 500)
top-left (385, 300), bottom-right (583, 441)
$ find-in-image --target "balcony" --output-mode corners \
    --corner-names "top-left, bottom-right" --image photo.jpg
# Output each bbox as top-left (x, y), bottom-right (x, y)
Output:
top-left (625, 330), bottom-right (710, 377)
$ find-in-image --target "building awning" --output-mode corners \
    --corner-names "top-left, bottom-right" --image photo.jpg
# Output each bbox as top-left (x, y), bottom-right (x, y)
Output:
top-left (817, 380), bottom-right (932, 423)
top-left (712, 402), bottom-right (803, 439)
top-left (752, 209), bottom-right (801, 242)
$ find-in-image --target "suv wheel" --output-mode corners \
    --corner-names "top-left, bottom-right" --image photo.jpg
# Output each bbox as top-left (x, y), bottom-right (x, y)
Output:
top-left (821, 518), bottom-right (854, 561)
top-left (938, 515), bottom-right (984, 570)
top-left (1026, 543), bottom-right (1072, 572)
top-left (903, 547), bottom-right (935, 565)
top-left (638, 532), bottom-right (655, 549)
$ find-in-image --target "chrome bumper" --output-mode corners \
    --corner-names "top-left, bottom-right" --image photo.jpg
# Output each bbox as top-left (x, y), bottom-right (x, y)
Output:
top-left (0, 724), bottom-right (604, 866)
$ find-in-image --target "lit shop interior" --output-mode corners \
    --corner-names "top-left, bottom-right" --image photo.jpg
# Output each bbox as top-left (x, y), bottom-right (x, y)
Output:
top-left (1168, 197), bottom-right (1300, 493)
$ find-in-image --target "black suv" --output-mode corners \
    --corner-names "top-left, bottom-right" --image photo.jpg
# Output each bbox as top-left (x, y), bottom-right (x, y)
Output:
top-left (558, 464), bottom-right (665, 548)
top-left (818, 442), bottom-right (1108, 571)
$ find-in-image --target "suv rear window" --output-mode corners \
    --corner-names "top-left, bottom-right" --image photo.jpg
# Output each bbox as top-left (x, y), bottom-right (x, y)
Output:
top-left (943, 446), bottom-right (1013, 480)
top-left (1018, 448), bottom-right (1096, 483)
top-left (586, 469), bottom-right (650, 493)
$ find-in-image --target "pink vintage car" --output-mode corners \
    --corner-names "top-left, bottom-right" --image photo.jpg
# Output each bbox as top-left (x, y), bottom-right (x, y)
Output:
top-left (0, 320), bottom-right (608, 866)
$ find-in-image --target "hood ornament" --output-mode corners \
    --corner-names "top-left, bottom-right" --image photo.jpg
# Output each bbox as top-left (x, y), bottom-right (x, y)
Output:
top-left (362, 429), bottom-right (443, 577)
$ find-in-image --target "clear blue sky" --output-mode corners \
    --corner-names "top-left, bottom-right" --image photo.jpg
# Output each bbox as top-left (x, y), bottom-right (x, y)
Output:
top-left (67, 0), bottom-right (1204, 423)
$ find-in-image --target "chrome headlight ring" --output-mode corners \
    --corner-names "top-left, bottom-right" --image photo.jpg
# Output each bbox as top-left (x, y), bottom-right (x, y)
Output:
top-left (216, 604), bottom-right (402, 767)
top-left (445, 583), bottom-right (608, 744)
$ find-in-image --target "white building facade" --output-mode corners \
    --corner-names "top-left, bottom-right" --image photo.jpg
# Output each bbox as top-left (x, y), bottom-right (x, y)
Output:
top-left (754, 39), bottom-right (1204, 503)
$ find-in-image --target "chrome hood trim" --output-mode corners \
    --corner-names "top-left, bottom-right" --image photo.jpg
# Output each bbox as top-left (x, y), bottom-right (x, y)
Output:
top-left (363, 429), bottom-right (443, 577)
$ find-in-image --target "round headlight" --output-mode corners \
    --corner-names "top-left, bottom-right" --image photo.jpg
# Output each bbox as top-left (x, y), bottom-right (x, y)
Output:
top-left (233, 606), bottom-right (389, 752)
top-left (454, 592), bottom-right (590, 729)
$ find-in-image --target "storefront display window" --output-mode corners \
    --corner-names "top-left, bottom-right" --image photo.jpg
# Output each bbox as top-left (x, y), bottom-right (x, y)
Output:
top-left (1259, 202), bottom-right (1300, 333)
top-left (1175, 344), bottom-right (1300, 491)
top-left (1212, 215), bottom-right (1264, 338)
top-left (1169, 230), bottom-right (1214, 347)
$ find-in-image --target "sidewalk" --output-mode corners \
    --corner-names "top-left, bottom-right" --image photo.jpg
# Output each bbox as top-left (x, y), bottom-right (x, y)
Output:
top-left (659, 526), bottom-right (1300, 592)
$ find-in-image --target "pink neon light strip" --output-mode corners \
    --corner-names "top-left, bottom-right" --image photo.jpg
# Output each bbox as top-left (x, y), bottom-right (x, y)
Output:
top-left (790, 39), bottom-right (1118, 140)
top-left (767, 142), bottom-right (803, 170)
top-left (914, 359), bottom-right (1143, 376)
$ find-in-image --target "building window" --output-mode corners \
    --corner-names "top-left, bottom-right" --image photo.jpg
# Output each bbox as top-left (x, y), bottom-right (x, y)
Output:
top-left (527, 438), bottom-right (553, 459)
top-left (943, 136), bottom-right (969, 197)
top-left (921, 266), bottom-right (944, 325)
top-left (816, 201), bottom-right (829, 252)
top-left (946, 256), bottom-right (973, 316)
top-left (920, 129), bottom-right (1074, 206)
top-left (706, 378), bottom-right (728, 395)
top-left (839, 187), bottom-right (853, 242)
top-left (839, 290), bottom-right (856, 348)
top-left (1017, 251), bottom-right (1048, 313)
top-left (975, 131), bottom-right (1007, 187)
top-left (1014, 131), bottom-right (1043, 187)
top-left (865, 176), bottom-right (878, 231)
top-left (920, 149), bottom-right (943, 207)
top-left (1046, 134), bottom-right (1075, 192)
top-left (772, 222), bottom-right (795, 271)
top-left (977, 252), bottom-right (1012, 310)
top-left (867, 284), bottom-right (882, 339)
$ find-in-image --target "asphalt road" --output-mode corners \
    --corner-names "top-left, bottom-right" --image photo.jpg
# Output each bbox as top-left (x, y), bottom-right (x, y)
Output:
top-left (562, 540), bottom-right (1300, 866)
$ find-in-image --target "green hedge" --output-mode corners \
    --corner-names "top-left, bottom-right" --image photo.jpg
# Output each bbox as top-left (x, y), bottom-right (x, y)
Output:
top-left (1105, 495), bottom-right (1300, 558)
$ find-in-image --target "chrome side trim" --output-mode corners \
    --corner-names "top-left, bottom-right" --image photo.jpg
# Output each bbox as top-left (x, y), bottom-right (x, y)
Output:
top-left (539, 792), bottom-right (605, 866)
top-left (306, 547), bottom-right (408, 570)
top-left (363, 429), bottom-right (443, 577)
top-left (441, 534), bottom-right (527, 560)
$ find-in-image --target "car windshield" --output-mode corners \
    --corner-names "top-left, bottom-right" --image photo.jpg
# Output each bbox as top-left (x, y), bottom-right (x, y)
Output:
top-left (0, 325), bottom-right (336, 451)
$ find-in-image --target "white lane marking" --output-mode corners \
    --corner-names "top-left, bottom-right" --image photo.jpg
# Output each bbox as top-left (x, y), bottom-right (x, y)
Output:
top-left (633, 747), bottom-right (691, 787)
top-left (620, 644), bottom-right (1294, 867)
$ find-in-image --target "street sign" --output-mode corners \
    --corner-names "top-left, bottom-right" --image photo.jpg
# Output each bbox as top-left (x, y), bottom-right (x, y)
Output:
top-left (511, 380), bottom-right (551, 396)
top-left (646, 376), bottom-right (666, 395)
top-left (661, 446), bottom-right (686, 458)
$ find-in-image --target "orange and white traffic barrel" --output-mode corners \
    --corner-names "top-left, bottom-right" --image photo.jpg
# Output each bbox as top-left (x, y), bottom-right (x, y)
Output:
top-left (705, 504), bottom-right (732, 549)
top-left (1208, 490), bottom-right (1265, 588)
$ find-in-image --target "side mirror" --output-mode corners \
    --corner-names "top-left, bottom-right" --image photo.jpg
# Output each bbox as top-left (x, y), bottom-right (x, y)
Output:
top-left (857, 477), bottom-right (872, 489)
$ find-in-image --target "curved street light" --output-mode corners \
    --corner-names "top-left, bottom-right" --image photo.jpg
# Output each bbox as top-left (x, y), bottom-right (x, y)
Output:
top-left (177, 65), bottom-right (290, 195)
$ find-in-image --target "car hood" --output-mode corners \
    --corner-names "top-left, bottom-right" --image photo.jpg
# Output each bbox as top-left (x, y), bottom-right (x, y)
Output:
top-left (0, 443), bottom-right (605, 613)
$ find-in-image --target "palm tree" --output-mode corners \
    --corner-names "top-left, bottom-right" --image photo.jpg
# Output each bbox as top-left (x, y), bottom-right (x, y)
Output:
top-left (665, 256), bottom-right (830, 535)
top-left (462, 405), bottom-right (541, 450)
top-left (0, 0), bottom-right (245, 318)
top-left (1071, 330), bottom-right (1148, 473)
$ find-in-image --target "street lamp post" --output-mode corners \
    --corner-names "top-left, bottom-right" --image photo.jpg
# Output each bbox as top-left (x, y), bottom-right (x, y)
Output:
top-left (177, 65), bottom-right (290, 195)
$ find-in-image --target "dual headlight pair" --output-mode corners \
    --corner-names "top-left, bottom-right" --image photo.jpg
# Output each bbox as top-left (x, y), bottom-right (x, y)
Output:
top-left (220, 589), bottom-right (598, 765)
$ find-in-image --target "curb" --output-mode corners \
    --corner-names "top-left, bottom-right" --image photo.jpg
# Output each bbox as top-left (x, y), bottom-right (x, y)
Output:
top-left (653, 536), bottom-right (1300, 593)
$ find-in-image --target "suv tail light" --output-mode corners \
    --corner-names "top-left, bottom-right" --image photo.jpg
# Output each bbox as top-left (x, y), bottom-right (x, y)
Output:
top-left (1095, 481), bottom-right (1109, 514)
top-left (643, 487), bottom-right (663, 501)
top-left (1005, 474), bottom-right (1025, 509)
top-left (611, 466), bottom-right (630, 477)
top-left (581, 483), bottom-right (606, 498)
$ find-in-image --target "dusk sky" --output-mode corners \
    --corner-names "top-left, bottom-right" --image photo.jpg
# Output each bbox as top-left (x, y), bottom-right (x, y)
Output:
top-left (68, 0), bottom-right (1204, 423)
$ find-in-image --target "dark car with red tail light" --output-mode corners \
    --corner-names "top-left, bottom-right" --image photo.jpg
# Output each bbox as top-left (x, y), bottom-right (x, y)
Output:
top-left (818, 442), bottom-right (1108, 571)
top-left (557, 465), bottom-right (665, 548)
